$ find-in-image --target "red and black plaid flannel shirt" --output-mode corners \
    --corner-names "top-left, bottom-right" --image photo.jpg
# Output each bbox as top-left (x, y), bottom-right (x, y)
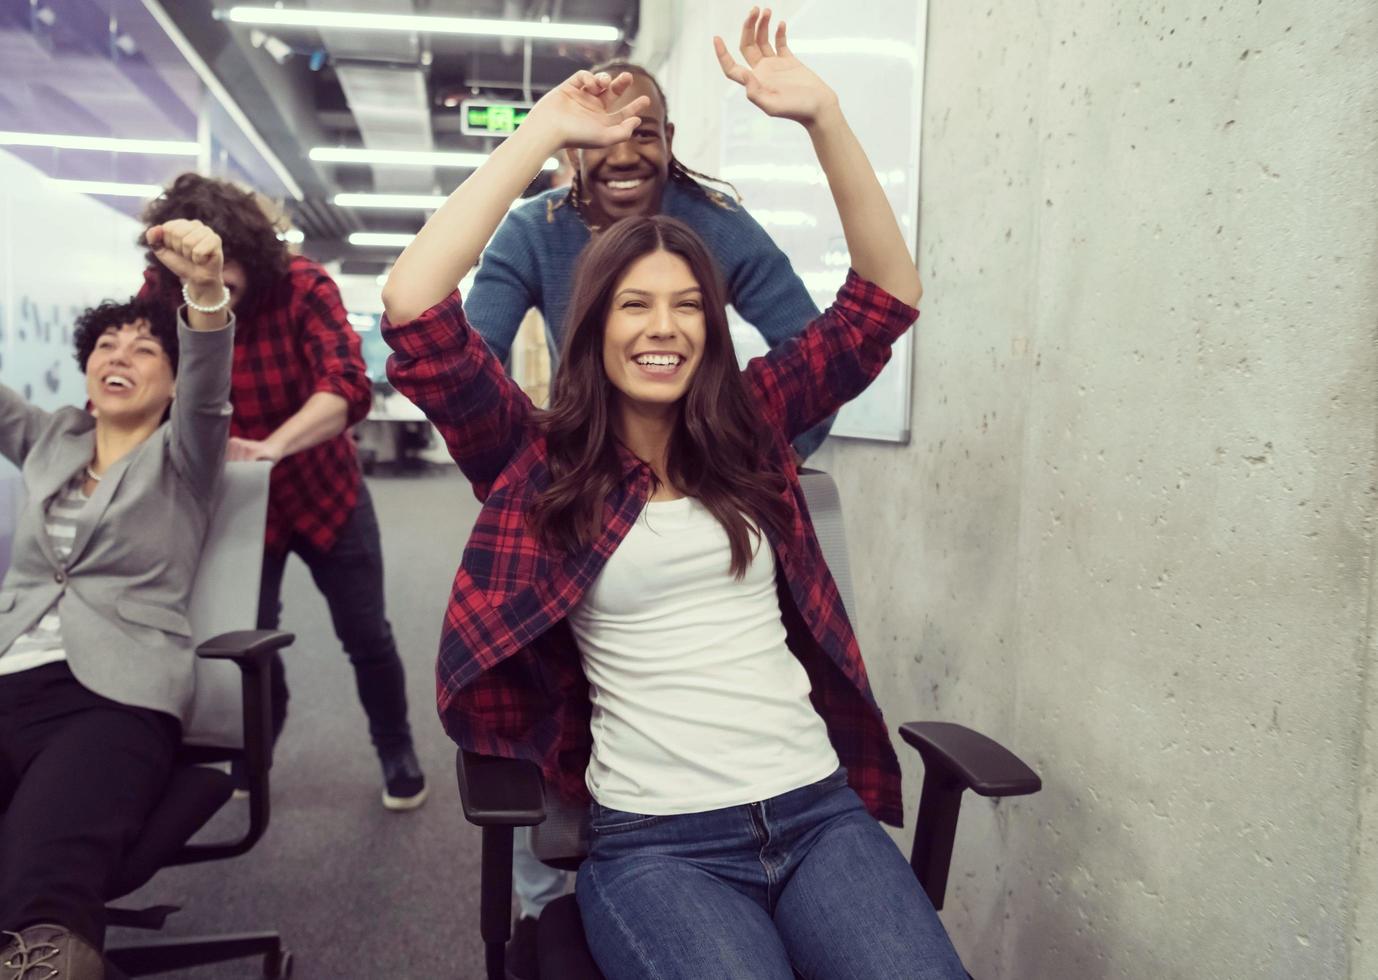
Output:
top-left (141, 256), bottom-right (371, 554)
top-left (384, 270), bottom-right (919, 826)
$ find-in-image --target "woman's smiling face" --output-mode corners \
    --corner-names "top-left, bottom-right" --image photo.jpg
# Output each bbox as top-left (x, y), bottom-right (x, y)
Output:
top-left (601, 249), bottom-right (706, 411)
top-left (84, 320), bottom-right (175, 426)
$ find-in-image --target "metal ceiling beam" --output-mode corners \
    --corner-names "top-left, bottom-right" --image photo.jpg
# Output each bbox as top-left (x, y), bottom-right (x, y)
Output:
top-left (143, 0), bottom-right (328, 200)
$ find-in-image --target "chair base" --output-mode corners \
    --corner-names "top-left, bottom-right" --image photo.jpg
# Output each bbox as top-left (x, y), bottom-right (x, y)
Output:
top-left (106, 931), bottom-right (291, 978)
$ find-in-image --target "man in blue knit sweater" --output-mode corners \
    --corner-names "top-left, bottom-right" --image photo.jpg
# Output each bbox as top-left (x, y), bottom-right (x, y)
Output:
top-left (464, 62), bottom-right (831, 978)
top-left (467, 63), bottom-right (829, 459)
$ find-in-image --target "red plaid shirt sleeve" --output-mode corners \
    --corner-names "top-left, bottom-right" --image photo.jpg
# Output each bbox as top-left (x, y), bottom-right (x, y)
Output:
top-left (139, 259), bottom-right (369, 554)
top-left (294, 266), bottom-right (371, 426)
top-left (743, 270), bottom-right (919, 442)
top-left (382, 290), bottom-right (535, 498)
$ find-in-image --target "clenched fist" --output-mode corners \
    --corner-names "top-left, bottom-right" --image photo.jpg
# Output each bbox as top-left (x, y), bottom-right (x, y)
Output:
top-left (146, 219), bottom-right (226, 308)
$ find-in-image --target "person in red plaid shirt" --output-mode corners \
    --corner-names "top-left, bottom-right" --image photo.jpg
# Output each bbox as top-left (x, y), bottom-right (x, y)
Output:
top-left (137, 175), bottom-right (427, 812)
top-left (382, 9), bottom-right (962, 978)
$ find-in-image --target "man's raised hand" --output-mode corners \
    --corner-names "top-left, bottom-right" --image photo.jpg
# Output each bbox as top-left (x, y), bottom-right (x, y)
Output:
top-left (525, 70), bottom-right (651, 152)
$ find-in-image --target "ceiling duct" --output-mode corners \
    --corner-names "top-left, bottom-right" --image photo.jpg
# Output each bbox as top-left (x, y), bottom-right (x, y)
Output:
top-left (306, 0), bottom-right (435, 195)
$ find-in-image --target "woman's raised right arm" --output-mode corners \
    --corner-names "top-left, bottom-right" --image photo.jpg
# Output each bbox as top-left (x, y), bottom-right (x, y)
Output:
top-left (718, 9), bottom-right (924, 441)
top-left (380, 71), bottom-right (648, 496)
top-left (382, 71), bottom-right (649, 325)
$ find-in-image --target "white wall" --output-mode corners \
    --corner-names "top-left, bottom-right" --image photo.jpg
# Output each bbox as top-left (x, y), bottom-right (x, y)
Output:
top-left (658, 2), bottom-right (1378, 977)
top-left (0, 149), bottom-right (147, 569)
top-left (0, 150), bottom-right (146, 408)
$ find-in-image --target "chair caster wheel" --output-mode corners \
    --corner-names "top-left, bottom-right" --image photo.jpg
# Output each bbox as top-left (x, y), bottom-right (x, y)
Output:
top-left (264, 949), bottom-right (293, 978)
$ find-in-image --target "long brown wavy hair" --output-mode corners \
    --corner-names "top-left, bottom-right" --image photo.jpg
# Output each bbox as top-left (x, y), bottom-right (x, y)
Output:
top-left (528, 216), bottom-right (792, 578)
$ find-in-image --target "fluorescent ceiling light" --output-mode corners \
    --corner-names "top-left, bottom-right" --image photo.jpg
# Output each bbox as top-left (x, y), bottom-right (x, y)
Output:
top-left (48, 178), bottom-right (163, 198)
top-left (226, 7), bottom-right (620, 43)
top-left (311, 146), bottom-right (558, 171)
top-left (0, 131), bottom-right (198, 156)
top-left (336, 193), bottom-right (446, 210)
top-left (349, 232), bottom-right (415, 248)
top-left (280, 228), bottom-right (306, 243)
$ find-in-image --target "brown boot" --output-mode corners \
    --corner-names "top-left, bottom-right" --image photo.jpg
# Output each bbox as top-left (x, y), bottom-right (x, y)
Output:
top-left (0, 924), bottom-right (105, 980)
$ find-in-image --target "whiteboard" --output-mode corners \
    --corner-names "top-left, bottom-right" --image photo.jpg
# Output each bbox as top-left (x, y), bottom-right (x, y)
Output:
top-left (722, 0), bottom-right (928, 443)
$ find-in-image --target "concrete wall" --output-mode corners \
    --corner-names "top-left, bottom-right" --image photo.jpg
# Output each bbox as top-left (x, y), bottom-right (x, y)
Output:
top-left (657, 2), bottom-right (1378, 977)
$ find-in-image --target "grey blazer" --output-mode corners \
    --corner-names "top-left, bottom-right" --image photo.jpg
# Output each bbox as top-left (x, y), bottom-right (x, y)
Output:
top-left (0, 315), bottom-right (235, 723)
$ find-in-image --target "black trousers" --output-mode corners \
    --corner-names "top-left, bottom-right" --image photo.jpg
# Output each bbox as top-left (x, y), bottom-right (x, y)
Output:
top-left (0, 663), bottom-right (179, 947)
top-left (257, 481), bottom-right (412, 756)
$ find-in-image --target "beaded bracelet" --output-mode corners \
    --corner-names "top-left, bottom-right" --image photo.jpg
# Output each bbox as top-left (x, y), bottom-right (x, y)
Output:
top-left (182, 281), bottom-right (231, 314)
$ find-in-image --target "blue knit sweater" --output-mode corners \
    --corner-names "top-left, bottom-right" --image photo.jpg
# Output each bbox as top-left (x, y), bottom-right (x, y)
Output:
top-left (465, 178), bottom-right (831, 456)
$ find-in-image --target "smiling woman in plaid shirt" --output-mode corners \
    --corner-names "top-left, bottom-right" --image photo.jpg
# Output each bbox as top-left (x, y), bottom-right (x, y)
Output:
top-left (382, 10), bottom-right (964, 979)
top-left (138, 175), bottom-right (427, 812)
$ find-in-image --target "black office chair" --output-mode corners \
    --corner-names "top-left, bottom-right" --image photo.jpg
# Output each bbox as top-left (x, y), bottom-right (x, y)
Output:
top-left (90, 463), bottom-right (295, 978)
top-left (453, 470), bottom-right (1043, 979)
top-left (103, 628), bottom-right (294, 979)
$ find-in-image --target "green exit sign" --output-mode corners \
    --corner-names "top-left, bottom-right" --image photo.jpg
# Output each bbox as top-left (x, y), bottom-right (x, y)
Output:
top-left (460, 100), bottom-right (533, 136)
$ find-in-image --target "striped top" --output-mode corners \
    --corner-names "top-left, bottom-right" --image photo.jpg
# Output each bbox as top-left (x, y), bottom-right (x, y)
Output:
top-left (0, 473), bottom-right (90, 675)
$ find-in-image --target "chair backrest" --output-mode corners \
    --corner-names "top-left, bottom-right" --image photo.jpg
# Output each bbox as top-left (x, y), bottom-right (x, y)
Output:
top-left (797, 469), bottom-right (857, 624)
top-left (182, 462), bottom-right (271, 748)
top-left (529, 468), bottom-right (855, 866)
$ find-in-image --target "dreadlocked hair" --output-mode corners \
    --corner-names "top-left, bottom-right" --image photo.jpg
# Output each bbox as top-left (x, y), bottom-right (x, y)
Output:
top-left (567, 60), bottom-right (742, 230)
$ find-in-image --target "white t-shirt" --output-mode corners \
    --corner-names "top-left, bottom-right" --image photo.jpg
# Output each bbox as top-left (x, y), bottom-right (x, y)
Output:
top-left (569, 495), bottom-right (839, 815)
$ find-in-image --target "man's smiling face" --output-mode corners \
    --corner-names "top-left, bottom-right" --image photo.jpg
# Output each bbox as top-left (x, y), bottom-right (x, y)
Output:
top-left (572, 74), bottom-right (674, 226)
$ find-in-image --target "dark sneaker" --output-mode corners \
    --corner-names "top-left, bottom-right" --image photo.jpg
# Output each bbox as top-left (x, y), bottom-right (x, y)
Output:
top-left (505, 915), bottom-right (539, 980)
top-left (380, 745), bottom-right (428, 811)
top-left (2, 923), bottom-right (105, 980)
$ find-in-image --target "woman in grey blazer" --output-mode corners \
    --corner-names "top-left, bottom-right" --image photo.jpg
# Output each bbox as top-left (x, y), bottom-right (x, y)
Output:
top-left (0, 220), bottom-right (235, 980)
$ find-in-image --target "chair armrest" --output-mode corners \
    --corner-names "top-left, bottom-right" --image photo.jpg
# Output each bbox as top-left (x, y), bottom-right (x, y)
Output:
top-left (898, 721), bottom-right (1042, 797)
top-left (196, 629), bottom-right (295, 666)
top-left (455, 749), bottom-right (548, 980)
top-left (898, 721), bottom-right (1041, 911)
top-left (455, 748), bottom-right (547, 827)
top-left (169, 629), bottom-right (293, 866)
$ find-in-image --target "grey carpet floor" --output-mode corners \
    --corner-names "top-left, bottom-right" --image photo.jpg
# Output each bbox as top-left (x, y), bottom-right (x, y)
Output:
top-left (109, 468), bottom-right (513, 979)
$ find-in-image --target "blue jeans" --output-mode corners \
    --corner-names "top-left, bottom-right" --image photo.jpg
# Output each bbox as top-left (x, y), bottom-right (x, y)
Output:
top-left (575, 768), bottom-right (967, 980)
top-left (515, 826), bottom-right (569, 918)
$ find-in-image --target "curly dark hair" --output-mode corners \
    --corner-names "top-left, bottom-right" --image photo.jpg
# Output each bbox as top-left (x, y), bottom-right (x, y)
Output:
top-left (73, 297), bottom-right (179, 374)
top-left (140, 173), bottom-right (290, 309)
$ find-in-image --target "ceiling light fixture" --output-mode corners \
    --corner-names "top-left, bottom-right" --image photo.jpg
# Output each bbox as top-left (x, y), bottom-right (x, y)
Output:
top-left (225, 7), bottom-right (620, 43)
top-left (349, 232), bottom-right (415, 248)
top-left (0, 131), bottom-right (198, 156)
top-left (335, 193), bottom-right (447, 210)
top-left (311, 147), bottom-right (558, 171)
top-left (47, 178), bottom-right (164, 198)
